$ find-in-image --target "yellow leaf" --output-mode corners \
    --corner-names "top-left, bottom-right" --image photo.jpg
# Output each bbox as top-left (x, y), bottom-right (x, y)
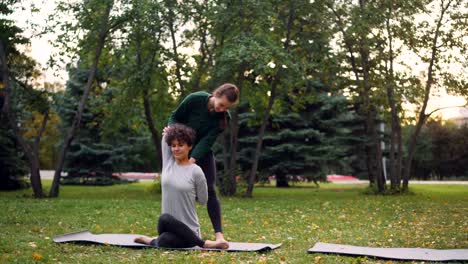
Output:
top-left (33, 252), bottom-right (43, 260)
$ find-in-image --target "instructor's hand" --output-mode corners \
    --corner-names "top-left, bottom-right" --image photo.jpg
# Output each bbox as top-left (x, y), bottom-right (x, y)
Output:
top-left (162, 126), bottom-right (169, 136)
top-left (189, 157), bottom-right (197, 164)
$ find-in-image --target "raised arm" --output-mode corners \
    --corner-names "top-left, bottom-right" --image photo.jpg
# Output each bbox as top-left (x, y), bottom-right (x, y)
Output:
top-left (161, 135), bottom-right (174, 169)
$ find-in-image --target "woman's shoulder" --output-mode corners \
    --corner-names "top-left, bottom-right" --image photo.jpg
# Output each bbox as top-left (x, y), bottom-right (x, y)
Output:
top-left (190, 164), bottom-right (205, 178)
top-left (187, 91), bottom-right (210, 100)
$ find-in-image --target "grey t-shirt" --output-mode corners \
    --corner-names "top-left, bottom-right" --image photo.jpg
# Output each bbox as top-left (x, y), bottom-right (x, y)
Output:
top-left (161, 136), bottom-right (208, 237)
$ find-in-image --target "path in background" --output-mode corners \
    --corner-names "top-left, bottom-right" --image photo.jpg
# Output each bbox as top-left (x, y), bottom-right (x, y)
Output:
top-left (39, 170), bottom-right (156, 182)
top-left (332, 180), bottom-right (468, 185)
top-left (38, 171), bottom-right (468, 184)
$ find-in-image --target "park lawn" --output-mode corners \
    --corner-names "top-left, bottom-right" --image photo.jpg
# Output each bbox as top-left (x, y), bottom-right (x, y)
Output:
top-left (0, 181), bottom-right (467, 264)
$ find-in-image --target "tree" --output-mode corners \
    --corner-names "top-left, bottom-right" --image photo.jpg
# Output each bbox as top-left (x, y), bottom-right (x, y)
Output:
top-left (0, 121), bottom-right (28, 190)
top-left (113, 0), bottom-right (176, 172)
top-left (50, 0), bottom-right (116, 197)
top-left (378, 0), bottom-right (423, 191)
top-left (22, 108), bottom-right (61, 170)
top-left (208, 0), bottom-right (341, 196)
top-left (328, 0), bottom-right (388, 193)
top-left (410, 119), bottom-right (468, 180)
top-left (55, 65), bottom-right (137, 183)
top-left (236, 86), bottom-right (359, 188)
top-left (401, 0), bottom-right (468, 190)
top-left (207, 0), bottom-right (281, 196)
top-left (244, 0), bottom-right (323, 197)
top-left (1, 0), bottom-right (50, 197)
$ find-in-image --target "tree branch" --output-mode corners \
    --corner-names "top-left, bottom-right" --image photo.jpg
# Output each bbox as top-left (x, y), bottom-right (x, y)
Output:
top-left (425, 103), bottom-right (468, 118)
top-left (34, 109), bottom-right (49, 156)
top-left (327, 3), bottom-right (361, 82)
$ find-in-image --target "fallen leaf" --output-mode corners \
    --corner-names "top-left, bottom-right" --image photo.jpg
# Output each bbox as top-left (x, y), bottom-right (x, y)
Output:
top-left (33, 252), bottom-right (42, 260)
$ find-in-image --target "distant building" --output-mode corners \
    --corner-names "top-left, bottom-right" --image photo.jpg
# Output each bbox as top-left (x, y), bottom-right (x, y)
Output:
top-left (448, 107), bottom-right (468, 127)
top-left (450, 117), bottom-right (468, 127)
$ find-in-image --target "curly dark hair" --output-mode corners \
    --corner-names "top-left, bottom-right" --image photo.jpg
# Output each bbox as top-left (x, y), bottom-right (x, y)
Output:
top-left (165, 123), bottom-right (196, 146)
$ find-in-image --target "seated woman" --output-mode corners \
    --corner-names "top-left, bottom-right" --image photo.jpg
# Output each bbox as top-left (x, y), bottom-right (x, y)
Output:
top-left (134, 124), bottom-right (228, 249)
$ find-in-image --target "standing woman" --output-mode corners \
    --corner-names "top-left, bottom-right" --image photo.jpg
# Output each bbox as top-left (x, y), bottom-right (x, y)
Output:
top-left (166, 83), bottom-right (239, 245)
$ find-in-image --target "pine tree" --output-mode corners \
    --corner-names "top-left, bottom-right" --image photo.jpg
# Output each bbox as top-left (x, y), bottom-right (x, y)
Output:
top-left (56, 65), bottom-right (136, 184)
top-left (0, 120), bottom-right (28, 190)
top-left (233, 90), bottom-right (361, 188)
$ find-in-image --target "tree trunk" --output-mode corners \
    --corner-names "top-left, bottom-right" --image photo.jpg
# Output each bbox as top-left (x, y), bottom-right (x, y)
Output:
top-left (192, 24), bottom-right (208, 92)
top-left (329, 3), bottom-right (375, 187)
top-left (49, 2), bottom-right (113, 197)
top-left (143, 91), bottom-right (162, 172)
top-left (222, 74), bottom-right (243, 196)
top-left (395, 123), bottom-right (403, 187)
top-left (402, 0), bottom-right (450, 191)
top-left (220, 129), bottom-right (229, 189)
top-left (134, 14), bottom-right (162, 172)
top-left (165, 1), bottom-right (185, 95)
top-left (359, 0), bottom-right (384, 193)
top-left (384, 4), bottom-right (403, 191)
top-left (245, 81), bottom-right (277, 198)
top-left (367, 107), bottom-right (385, 192)
top-left (245, 0), bottom-right (294, 198)
top-left (276, 174), bottom-right (289, 188)
top-left (363, 130), bottom-right (375, 185)
top-left (225, 106), bottom-right (239, 195)
top-left (0, 40), bottom-right (45, 198)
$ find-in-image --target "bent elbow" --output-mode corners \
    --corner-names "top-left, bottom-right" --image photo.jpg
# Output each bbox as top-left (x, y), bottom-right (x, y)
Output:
top-left (197, 196), bottom-right (208, 205)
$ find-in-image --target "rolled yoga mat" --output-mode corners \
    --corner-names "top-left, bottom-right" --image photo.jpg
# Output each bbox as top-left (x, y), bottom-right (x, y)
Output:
top-left (308, 242), bottom-right (468, 262)
top-left (54, 230), bottom-right (282, 252)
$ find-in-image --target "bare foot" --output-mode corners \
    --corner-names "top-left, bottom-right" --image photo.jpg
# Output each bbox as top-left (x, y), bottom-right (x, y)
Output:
top-left (134, 236), bottom-right (154, 245)
top-left (216, 238), bottom-right (229, 249)
top-left (203, 239), bottom-right (229, 249)
top-left (214, 232), bottom-right (229, 249)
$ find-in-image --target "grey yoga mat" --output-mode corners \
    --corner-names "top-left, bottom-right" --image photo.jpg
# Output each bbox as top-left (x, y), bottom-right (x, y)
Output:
top-left (308, 242), bottom-right (468, 262)
top-left (53, 230), bottom-right (282, 252)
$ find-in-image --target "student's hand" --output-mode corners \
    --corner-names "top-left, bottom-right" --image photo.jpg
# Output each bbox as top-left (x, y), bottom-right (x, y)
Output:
top-left (189, 157), bottom-right (197, 164)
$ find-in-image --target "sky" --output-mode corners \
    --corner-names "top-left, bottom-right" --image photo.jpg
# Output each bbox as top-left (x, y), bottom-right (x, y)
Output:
top-left (9, 0), bottom-right (468, 120)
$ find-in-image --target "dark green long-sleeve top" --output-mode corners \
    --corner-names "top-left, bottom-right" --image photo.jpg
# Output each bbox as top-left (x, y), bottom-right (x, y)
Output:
top-left (168, 91), bottom-right (230, 161)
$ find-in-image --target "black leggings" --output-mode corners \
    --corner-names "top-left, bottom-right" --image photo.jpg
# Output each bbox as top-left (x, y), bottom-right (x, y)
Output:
top-left (150, 214), bottom-right (205, 248)
top-left (196, 152), bottom-right (222, 233)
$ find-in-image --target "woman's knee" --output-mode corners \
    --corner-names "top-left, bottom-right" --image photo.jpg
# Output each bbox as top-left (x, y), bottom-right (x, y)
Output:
top-left (159, 213), bottom-right (174, 226)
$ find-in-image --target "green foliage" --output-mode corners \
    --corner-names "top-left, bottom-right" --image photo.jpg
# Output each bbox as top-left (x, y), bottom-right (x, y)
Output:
top-left (406, 118), bottom-right (468, 180)
top-left (145, 180), bottom-right (162, 194)
top-left (56, 64), bottom-right (148, 180)
top-left (5, 0), bottom-right (466, 195)
top-left (0, 0), bottom-right (49, 193)
top-left (60, 175), bottom-right (134, 186)
top-left (231, 87), bottom-right (362, 187)
top-left (0, 123), bottom-right (29, 190)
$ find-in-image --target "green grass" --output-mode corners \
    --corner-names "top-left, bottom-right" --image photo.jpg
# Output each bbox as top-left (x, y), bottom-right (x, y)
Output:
top-left (1, 181), bottom-right (467, 263)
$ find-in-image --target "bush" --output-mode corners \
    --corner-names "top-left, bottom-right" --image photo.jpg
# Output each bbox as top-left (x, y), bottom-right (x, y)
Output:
top-left (60, 175), bottom-right (135, 186)
top-left (146, 180), bottom-right (162, 194)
